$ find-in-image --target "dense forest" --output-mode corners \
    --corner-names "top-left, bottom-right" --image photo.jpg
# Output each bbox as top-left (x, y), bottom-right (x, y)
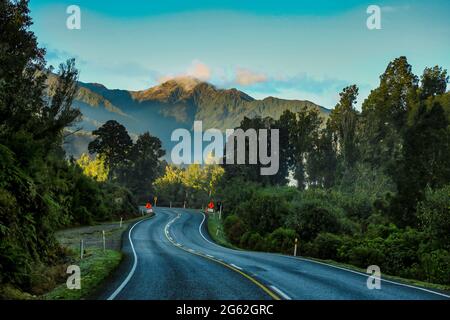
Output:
top-left (214, 59), bottom-right (450, 285)
top-left (0, 1), bottom-right (165, 297)
top-left (1, 0), bottom-right (449, 298)
top-left (154, 58), bottom-right (450, 285)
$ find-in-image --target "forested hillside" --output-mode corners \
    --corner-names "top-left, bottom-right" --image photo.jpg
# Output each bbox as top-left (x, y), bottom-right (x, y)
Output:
top-left (0, 1), bottom-right (164, 297)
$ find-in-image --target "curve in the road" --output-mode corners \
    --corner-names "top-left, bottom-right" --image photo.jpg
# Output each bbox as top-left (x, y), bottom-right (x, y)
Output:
top-left (102, 208), bottom-right (274, 300)
top-left (104, 207), bottom-right (450, 300)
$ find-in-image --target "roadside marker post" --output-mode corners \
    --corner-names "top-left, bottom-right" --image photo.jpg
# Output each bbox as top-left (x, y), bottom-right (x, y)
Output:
top-left (120, 217), bottom-right (123, 228)
top-left (294, 238), bottom-right (298, 257)
top-left (80, 239), bottom-right (84, 259)
top-left (102, 230), bottom-right (106, 252)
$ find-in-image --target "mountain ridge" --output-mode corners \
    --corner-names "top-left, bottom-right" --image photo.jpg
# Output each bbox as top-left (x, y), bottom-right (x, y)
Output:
top-left (54, 75), bottom-right (330, 158)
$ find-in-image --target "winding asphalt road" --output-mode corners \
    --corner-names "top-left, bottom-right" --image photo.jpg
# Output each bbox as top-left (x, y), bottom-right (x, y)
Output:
top-left (100, 207), bottom-right (450, 300)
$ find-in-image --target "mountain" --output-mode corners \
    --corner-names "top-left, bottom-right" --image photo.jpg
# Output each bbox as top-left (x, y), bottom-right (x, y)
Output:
top-left (54, 75), bottom-right (330, 158)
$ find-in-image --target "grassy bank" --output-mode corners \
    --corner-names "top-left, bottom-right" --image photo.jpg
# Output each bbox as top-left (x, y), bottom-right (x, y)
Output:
top-left (44, 248), bottom-right (122, 300)
top-left (43, 216), bottom-right (147, 300)
top-left (207, 213), bottom-right (237, 249)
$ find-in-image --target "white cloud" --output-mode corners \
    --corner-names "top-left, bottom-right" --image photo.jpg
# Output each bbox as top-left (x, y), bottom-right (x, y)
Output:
top-left (158, 60), bottom-right (211, 83)
top-left (187, 60), bottom-right (211, 81)
top-left (234, 68), bottom-right (267, 86)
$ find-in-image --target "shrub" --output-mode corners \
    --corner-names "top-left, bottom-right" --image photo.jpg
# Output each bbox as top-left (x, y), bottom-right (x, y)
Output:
top-left (310, 233), bottom-right (343, 260)
top-left (417, 185), bottom-right (450, 249)
top-left (224, 215), bottom-right (247, 245)
top-left (420, 249), bottom-right (450, 284)
top-left (237, 188), bottom-right (293, 235)
top-left (286, 198), bottom-right (342, 241)
top-left (266, 228), bottom-right (298, 254)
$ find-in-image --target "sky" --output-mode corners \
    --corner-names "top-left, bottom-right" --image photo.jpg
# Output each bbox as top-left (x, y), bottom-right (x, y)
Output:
top-left (29, 0), bottom-right (450, 109)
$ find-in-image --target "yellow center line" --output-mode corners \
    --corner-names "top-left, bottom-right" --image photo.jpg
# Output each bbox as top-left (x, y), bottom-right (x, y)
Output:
top-left (163, 214), bottom-right (281, 300)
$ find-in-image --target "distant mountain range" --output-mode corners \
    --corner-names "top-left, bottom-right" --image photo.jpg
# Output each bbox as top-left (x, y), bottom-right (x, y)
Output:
top-left (51, 74), bottom-right (330, 158)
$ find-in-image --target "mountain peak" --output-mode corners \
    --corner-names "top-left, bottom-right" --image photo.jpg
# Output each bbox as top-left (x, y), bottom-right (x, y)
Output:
top-left (161, 76), bottom-right (202, 91)
top-left (131, 76), bottom-right (205, 102)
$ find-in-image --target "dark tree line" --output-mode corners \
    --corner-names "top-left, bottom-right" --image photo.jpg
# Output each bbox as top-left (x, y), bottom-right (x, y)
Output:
top-left (223, 56), bottom-right (450, 228)
top-left (88, 120), bottom-right (166, 202)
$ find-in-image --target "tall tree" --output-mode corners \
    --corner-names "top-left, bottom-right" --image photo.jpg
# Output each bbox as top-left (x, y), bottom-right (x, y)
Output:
top-left (328, 85), bottom-right (359, 168)
top-left (88, 120), bottom-right (133, 179)
top-left (125, 132), bottom-right (165, 201)
top-left (290, 107), bottom-right (323, 189)
top-left (361, 56), bottom-right (419, 171)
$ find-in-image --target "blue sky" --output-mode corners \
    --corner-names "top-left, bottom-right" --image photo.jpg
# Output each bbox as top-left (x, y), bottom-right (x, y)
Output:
top-left (29, 0), bottom-right (450, 109)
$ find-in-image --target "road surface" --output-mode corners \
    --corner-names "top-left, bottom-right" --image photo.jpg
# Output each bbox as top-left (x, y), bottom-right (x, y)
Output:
top-left (100, 207), bottom-right (450, 300)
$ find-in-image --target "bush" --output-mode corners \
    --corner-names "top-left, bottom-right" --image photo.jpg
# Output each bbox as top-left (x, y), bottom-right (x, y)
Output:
top-left (286, 198), bottom-right (342, 241)
top-left (240, 232), bottom-right (266, 251)
top-left (420, 249), bottom-right (450, 284)
top-left (309, 233), bottom-right (343, 260)
top-left (224, 215), bottom-right (247, 245)
top-left (417, 185), bottom-right (450, 249)
top-left (236, 188), bottom-right (293, 235)
top-left (265, 228), bottom-right (297, 254)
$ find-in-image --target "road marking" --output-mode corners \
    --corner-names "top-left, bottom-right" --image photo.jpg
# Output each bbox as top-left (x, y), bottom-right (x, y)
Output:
top-left (230, 263), bottom-right (243, 271)
top-left (107, 217), bottom-right (151, 300)
top-left (269, 285), bottom-right (292, 300)
top-left (164, 209), bottom-right (281, 301)
top-left (205, 254), bottom-right (214, 258)
top-left (282, 255), bottom-right (450, 299)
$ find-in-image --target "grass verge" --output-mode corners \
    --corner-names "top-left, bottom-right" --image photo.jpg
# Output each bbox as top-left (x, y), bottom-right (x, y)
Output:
top-left (206, 213), bottom-right (238, 249)
top-left (44, 248), bottom-right (122, 300)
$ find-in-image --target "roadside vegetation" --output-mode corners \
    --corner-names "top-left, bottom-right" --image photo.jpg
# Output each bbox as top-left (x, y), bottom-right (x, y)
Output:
top-left (44, 248), bottom-right (122, 300)
top-left (0, 1), bottom-right (164, 299)
top-left (215, 58), bottom-right (450, 286)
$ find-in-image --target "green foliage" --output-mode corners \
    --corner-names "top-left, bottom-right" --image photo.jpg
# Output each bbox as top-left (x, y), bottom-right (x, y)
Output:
top-left (154, 163), bottom-right (224, 208)
top-left (223, 215), bottom-right (247, 244)
top-left (265, 228), bottom-right (297, 254)
top-left (417, 185), bottom-right (450, 249)
top-left (237, 188), bottom-right (292, 235)
top-left (76, 153), bottom-right (109, 182)
top-left (88, 120), bottom-right (133, 179)
top-left (0, 1), bottom-right (138, 294)
top-left (286, 197), bottom-right (343, 241)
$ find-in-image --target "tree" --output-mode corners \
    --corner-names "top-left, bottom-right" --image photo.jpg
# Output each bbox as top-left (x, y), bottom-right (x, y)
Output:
top-left (124, 132), bottom-right (165, 201)
top-left (391, 101), bottom-right (450, 226)
top-left (361, 56), bottom-right (419, 171)
top-left (290, 107), bottom-right (323, 189)
top-left (328, 85), bottom-right (359, 168)
top-left (420, 66), bottom-right (448, 100)
top-left (88, 120), bottom-right (133, 180)
top-left (307, 125), bottom-right (337, 188)
top-left (76, 153), bottom-right (109, 182)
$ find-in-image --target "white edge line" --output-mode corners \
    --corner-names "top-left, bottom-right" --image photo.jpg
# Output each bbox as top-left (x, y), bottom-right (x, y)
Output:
top-left (230, 263), bottom-right (243, 271)
top-left (200, 211), bottom-right (449, 299)
top-left (286, 255), bottom-right (450, 299)
top-left (107, 218), bottom-right (148, 300)
top-left (269, 285), bottom-right (291, 300)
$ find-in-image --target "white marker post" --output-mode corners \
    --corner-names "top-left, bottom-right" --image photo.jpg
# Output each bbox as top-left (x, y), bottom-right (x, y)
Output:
top-left (80, 239), bottom-right (84, 259)
top-left (219, 204), bottom-right (222, 220)
top-left (102, 230), bottom-right (106, 252)
top-left (294, 238), bottom-right (298, 257)
top-left (120, 217), bottom-right (123, 228)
